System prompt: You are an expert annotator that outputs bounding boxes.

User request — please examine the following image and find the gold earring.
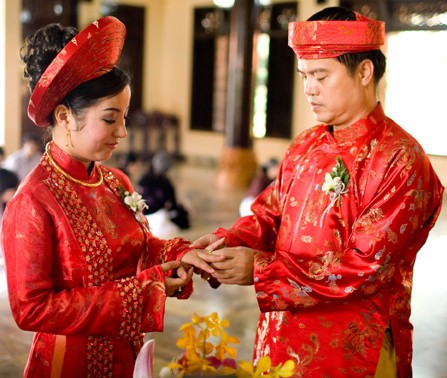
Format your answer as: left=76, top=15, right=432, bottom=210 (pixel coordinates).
left=65, top=129, right=74, bottom=147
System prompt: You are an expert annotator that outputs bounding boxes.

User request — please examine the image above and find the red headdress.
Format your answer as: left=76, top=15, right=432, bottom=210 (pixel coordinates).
left=288, top=13, right=385, bottom=60
left=28, top=16, right=126, bottom=127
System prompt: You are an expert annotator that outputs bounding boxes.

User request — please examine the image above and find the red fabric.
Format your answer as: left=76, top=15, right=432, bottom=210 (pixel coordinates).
left=1, top=142, right=192, bottom=377
left=215, top=103, right=444, bottom=377
left=28, top=16, right=126, bottom=127
left=288, top=13, right=385, bottom=59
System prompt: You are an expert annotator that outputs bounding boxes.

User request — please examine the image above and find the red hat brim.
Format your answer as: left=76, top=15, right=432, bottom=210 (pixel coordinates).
left=28, top=16, right=126, bottom=127
left=288, top=13, right=385, bottom=60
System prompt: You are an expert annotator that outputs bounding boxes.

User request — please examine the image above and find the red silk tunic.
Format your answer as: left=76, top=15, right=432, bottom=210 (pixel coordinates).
left=1, top=142, right=193, bottom=378
left=216, top=104, right=444, bottom=377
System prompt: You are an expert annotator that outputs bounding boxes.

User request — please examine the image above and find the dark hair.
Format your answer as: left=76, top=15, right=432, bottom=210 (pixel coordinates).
left=20, top=23, right=78, bottom=93
left=20, top=22, right=131, bottom=127
left=0, top=168, right=19, bottom=196
left=261, top=158, right=279, bottom=175
left=307, top=6, right=386, bottom=86
left=61, top=68, right=131, bottom=123
left=118, top=151, right=139, bottom=175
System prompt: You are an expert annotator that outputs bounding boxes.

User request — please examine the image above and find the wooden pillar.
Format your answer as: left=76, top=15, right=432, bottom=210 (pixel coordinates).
left=216, top=0, right=259, bottom=189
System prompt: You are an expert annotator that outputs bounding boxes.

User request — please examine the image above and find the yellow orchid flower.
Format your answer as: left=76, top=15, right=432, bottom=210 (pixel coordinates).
left=163, top=313, right=293, bottom=378
left=237, top=356, right=295, bottom=378
left=269, top=360, right=295, bottom=377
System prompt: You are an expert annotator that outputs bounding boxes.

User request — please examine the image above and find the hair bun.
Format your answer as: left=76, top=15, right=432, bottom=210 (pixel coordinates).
left=20, top=23, right=78, bottom=92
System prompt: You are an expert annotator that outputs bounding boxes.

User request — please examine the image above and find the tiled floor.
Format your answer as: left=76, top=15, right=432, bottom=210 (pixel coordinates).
left=0, top=160, right=446, bottom=377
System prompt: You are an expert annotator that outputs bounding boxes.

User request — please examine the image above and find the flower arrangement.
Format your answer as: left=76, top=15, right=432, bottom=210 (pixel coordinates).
left=320, top=156, right=349, bottom=227
left=160, top=312, right=295, bottom=378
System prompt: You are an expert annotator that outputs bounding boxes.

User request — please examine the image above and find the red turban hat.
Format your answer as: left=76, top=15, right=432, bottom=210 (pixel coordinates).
left=288, top=13, right=385, bottom=60
left=28, top=16, right=126, bottom=127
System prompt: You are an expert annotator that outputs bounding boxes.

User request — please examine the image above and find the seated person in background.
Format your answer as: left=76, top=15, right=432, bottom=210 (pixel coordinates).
left=117, top=150, right=143, bottom=187
left=138, top=150, right=190, bottom=238
left=0, top=168, right=19, bottom=221
left=2, top=133, right=42, bottom=181
left=239, top=157, right=279, bottom=216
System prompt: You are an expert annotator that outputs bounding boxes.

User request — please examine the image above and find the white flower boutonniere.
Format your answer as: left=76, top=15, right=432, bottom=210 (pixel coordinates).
left=320, top=157, right=349, bottom=227
left=123, top=191, right=147, bottom=213
left=120, top=188, right=148, bottom=226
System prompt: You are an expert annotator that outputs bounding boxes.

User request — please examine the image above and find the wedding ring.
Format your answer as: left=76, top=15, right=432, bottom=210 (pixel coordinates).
left=177, top=286, right=182, bottom=293
left=205, top=249, right=213, bottom=255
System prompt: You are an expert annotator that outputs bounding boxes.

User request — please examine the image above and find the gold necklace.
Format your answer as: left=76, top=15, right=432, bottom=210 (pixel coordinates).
left=45, top=142, right=104, bottom=188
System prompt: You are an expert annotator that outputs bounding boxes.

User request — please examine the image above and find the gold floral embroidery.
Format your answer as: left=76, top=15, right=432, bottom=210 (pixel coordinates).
left=341, top=318, right=382, bottom=361
left=43, top=157, right=115, bottom=377
left=301, top=235, right=313, bottom=243
left=254, top=250, right=275, bottom=271
left=356, top=207, right=384, bottom=230
left=42, top=157, right=145, bottom=377
left=116, top=277, right=144, bottom=341
left=285, top=333, right=319, bottom=376
left=258, top=278, right=318, bottom=309
left=308, top=251, right=342, bottom=294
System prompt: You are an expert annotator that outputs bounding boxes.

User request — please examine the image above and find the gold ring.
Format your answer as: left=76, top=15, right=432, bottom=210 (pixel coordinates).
left=205, top=249, right=213, bottom=255
left=178, top=286, right=182, bottom=293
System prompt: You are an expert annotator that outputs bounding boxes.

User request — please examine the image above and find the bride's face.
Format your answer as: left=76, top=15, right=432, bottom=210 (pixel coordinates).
left=64, top=85, right=131, bottom=168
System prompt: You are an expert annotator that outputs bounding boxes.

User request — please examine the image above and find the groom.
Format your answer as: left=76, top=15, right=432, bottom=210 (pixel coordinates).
left=184, top=6, right=444, bottom=378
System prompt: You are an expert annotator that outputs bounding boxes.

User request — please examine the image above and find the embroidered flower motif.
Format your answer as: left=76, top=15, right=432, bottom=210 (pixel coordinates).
left=320, top=157, right=349, bottom=227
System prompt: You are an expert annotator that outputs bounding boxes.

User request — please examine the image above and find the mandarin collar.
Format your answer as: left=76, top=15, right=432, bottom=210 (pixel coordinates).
left=47, top=141, right=101, bottom=182
left=326, top=103, right=386, bottom=144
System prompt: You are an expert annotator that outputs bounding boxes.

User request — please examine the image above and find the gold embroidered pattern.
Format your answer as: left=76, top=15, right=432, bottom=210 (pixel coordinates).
left=42, top=156, right=147, bottom=377
left=159, top=237, right=188, bottom=264
left=86, top=335, right=113, bottom=378
left=116, top=277, right=145, bottom=348
left=102, top=167, right=148, bottom=352
left=43, top=156, right=114, bottom=377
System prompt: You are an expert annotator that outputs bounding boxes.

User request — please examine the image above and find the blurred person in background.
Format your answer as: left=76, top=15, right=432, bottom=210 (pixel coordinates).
left=117, top=150, right=144, bottom=186
left=2, top=133, right=42, bottom=181
left=239, top=157, right=279, bottom=216
left=138, top=150, right=190, bottom=238
left=0, top=168, right=19, bottom=222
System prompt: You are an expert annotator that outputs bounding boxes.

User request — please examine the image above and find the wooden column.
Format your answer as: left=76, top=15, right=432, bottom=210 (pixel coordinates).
left=216, top=0, right=259, bottom=189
